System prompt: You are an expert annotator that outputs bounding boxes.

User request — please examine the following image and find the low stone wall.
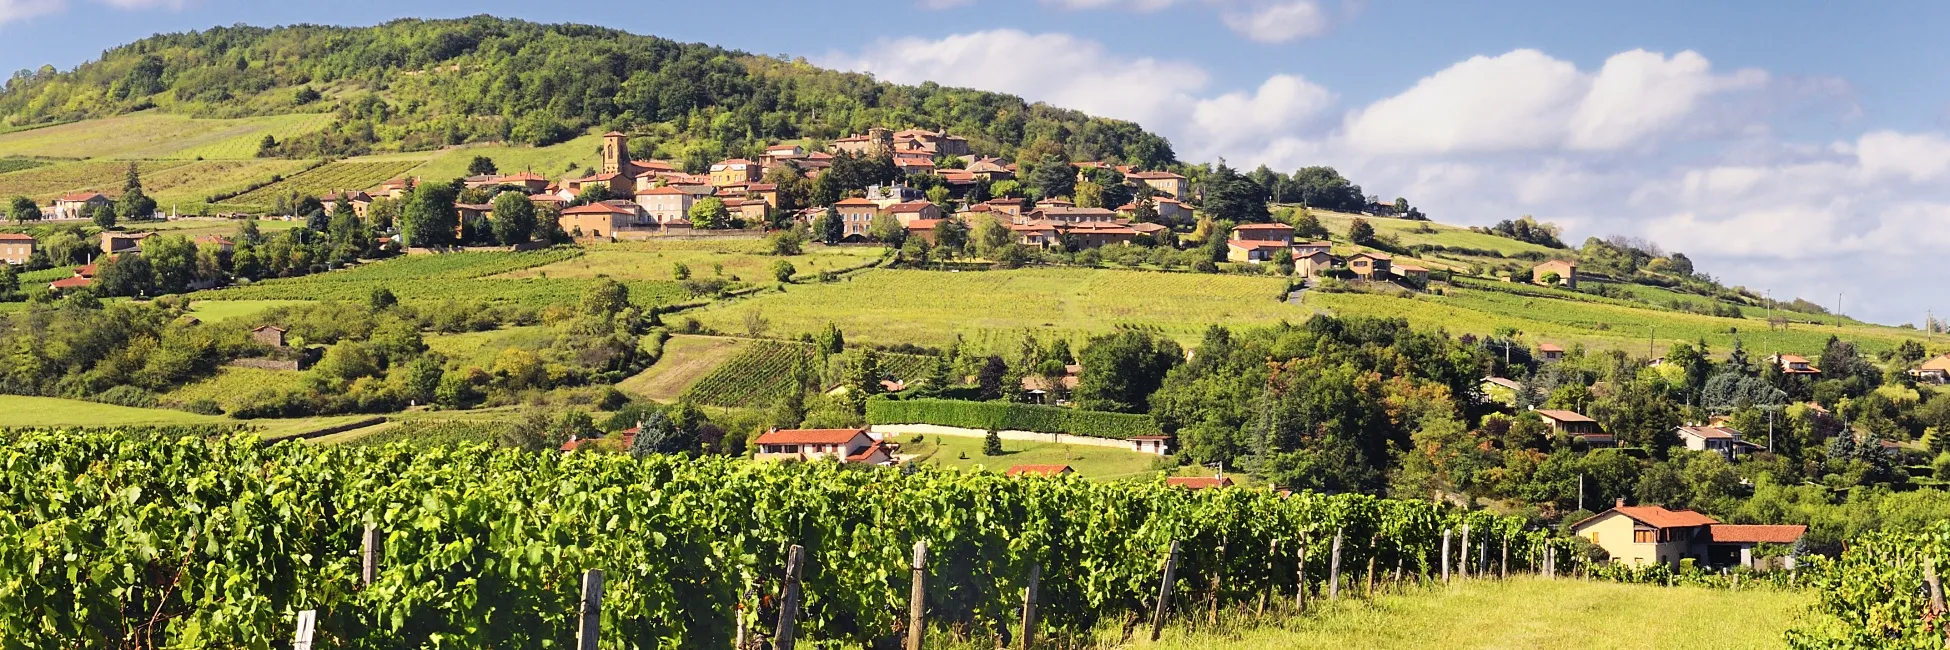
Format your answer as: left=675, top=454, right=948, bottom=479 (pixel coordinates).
left=869, top=423, right=1142, bottom=452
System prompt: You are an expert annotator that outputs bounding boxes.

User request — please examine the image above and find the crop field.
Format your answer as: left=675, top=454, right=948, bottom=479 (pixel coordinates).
left=500, top=241, right=885, bottom=283
left=680, top=338, right=936, bottom=408
left=902, top=433, right=1162, bottom=480
left=1307, top=283, right=1926, bottom=357
left=349, top=133, right=605, bottom=181
left=190, top=248, right=691, bottom=308
left=125, top=217, right=305, bottom=239
left=0, top=158, right=45, bottom=174
left=0, top=159, right=193, bottom=200
left=616, top=334, right=748, bottom=402
left=688, top=267, right=1299, bottom=349
left=223, top=160, right=422, bottom=208
left=0, top=112, right=333, bottom=160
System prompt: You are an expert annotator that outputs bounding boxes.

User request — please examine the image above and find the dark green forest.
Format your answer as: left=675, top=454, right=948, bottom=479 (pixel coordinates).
left=0, top=15, right=1176, bottom=166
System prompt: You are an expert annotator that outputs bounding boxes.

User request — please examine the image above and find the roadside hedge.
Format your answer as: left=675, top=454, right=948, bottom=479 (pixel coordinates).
left=865, top=397, right=1161, bottom=439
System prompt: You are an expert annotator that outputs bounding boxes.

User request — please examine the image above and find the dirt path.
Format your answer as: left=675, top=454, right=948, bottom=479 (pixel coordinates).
left=617, top=335, right=747, bottom=402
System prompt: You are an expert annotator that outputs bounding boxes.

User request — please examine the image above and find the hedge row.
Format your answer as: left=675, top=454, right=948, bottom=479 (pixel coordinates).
left=865, top=397, right=1161, bottom=440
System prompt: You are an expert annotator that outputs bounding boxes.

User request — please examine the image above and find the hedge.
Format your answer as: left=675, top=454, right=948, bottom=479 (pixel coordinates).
left=865, top=398, right=1161, bottom=440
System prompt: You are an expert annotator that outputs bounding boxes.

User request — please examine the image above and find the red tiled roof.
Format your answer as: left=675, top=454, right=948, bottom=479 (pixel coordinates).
left=1167, top=476, right=1235, bottom=489
left=887, top=201, right=936, bottom=213
left=1006, top=465, right=1074, bottom=476
left=905, top=219, right=945, bottom=231
left=0, top=233, right=33, bottom=241
left=755, top=428, right=868, bottom=445
left=636, top=186, right=689, bottom=196
left=1708, top=524, right=1806, bottom=544
left=833, top=198, right=877, bottom=207
left=57, top=192, right=106, bottom=202
left=1575, top=505, right=1720, bottom=530
left=1228, top=239, right=1290, bottom=250
left=1679, top=425, right=1740, bottom=440
left=49, top=276, right=91, bottom=289
left=1539, top=343, right=1565, bottom=352
left=1534, top=409, right=1596, bottom=423
left=1349, top=251, right=1392, bottom=261
left=746, top=183, right=778, bottom=192
left=845, top=440, right=890, bottom=463
left=1234, top=223, right=1294, bottom=231
left=561, top=203, right=636, bottom=215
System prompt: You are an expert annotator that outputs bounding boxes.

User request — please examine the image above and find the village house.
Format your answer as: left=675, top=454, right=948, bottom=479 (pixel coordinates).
left=1063, top=221, right=1141, bottom=249
left=101, top=232, right=153, bottom=255
left=892, top=128, right=971, bottom=157
left=1533, top=259, right=1579, bottom=288
left=1127, top=221, right=1168, bottom=241
left=751, top=428, right=892, bottom=465
left=557, top=202, right=639, bottom=239
left=1911, top=354, right=1950, bottom=384
left=709, top=159, right=761, bottom=186
left=976, top=199, right=1025, bottom=218
left=1129, top=434, right=1173, bottom=456
left=1292, top=240, right=1332, bottom=257
left=1677, top=424, right=1757, bottom=460
left=1010, top=221, right=1060, bottom=248
left=967, top=157, right=1015, bottom=182
left=454, top=203, right=494, bottom=225
left=1572, top=500, right=1806, bottom=570
left=493, top=171, right=551, bottom=194
left=1480, top=377, right=1523, bottom=405
left=1770, top=354, right=1822, bottom=375
left=0, top=233, right=34, bottom=264
left=867, top=184, right=925, bottom=208
left=903, top=219, right=944, bottom=244
left=194, top=235, right=234, bottom=254
left=1346, top=251, right=1392, bottom=280
left=746, top=183, right=780, bottom=209
left=53, top=192, right=110, bottom=218
left=892, top=153, right=935, bottom=176
left=759, top=144, right=805, bottom=168
left=1538, top=343, right=1565, bottom=362
left=377, top=178, right=415, bottom=199
left=726, top=197, right=768, bottom=223
left=1027, top=206, right=1117, bottom=226
left=830, top=128, right=892, bottom=156
left=833, top=198, right=879, bottom=240
left=1006, top=465, right=1075, bottom=477
left=634, top=186, right=696, bottom=225
left=1534, top=409, right=1614, bottom=447
left=886, top=201, right=943, bottom=226
left=1226, top=223, right=1295, bottom=263
left=251, top=325, right=288, bottom=348
left=48, top=276, right=91, bottom=292
left=1294, top=249, right=1335, bottom=277
left=1127, top=170, right=1187, bottom=198
left=1395, top=264, right=1429, bottom=281
left=1167, top=476, right=1235, bottom=489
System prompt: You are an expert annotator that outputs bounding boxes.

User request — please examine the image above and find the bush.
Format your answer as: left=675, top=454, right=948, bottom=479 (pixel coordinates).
left=94, top=385, right=159, bottom=408
left=865, top=397, right=1161, bottom=439
left=181, top=399, right=224, bottom=415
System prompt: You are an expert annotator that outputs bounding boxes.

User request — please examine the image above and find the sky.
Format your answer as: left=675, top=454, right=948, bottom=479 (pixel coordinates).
left=2, top=0, right=1948, bottom=325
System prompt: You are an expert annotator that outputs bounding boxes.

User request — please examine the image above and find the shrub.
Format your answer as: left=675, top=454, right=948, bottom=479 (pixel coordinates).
left=181, top=399, right=224, bottom=415
left=94, top=385, right=159, bottom=408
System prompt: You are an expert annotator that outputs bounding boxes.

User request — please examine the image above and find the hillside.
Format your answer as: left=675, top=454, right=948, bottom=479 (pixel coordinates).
left=0, top=16, right=1174, bottom=167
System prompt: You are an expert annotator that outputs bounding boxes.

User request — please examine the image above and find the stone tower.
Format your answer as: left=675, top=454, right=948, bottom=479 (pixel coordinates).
left=602, top=131, right=629, bottom=175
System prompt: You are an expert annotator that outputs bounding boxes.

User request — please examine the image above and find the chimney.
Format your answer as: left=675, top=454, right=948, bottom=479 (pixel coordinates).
left=1615, top=498, right=1626, bottom=509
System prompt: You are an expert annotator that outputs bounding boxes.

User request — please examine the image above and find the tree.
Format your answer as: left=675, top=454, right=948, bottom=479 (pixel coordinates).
left=467, top=155, right=498, bottom=177
left=815, top=207, right=843, bottom=244
left=672, top=262, right=691, bottom=280
left=1289, top=166, right=1365, bottom=212
left=983, top=428, right=1004, bottom=456
left=770, top=259, right=796, bottom=283
left=1201, top=163, right=1270, bottom=223
left=236, top=216, right=263, bottom=246
left=1028, top=154, right=1076, bottom=200
left=0, top=264, right=18, bottom=300
left=117, top=162, right=156, bottom=220
left=976, top=355, right=1009, bottom=400
left=91, top=203, right=116, bottom=230
left=400, top=181, right=459, bottom=248
left=688, top=197, right=730, bottom=229
left=815, top=322, right=846, bottom=355
left=1272, top=249, right=1295, bottom=276
left=1130, top=194, right=1160, bottom=224
left=1393, top=197, right=1410, bottom=215
left=869, top=212, right=905, bottom=247
left=917, top=356, right=952, bottom=397
left=490, top=191, right=536, bottom=245
left=7, top=197, right=40, bottom=223
left=1348, top=218, right=1376, bottom=245
left=769, top=225, right=807, bottom=255
left=1074, top=329, right=1183, bottom=413
left=580, top=277, right=630, bottom=318
left=932, top=218, right=969, bottom=256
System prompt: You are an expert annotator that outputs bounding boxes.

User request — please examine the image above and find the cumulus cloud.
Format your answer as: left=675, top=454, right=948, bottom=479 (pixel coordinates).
left=0, top=0, right=186, bottom=23
left=1343, top=49, right=1765, bottom=155
left=1853, top=130, right=1950, bottom=182
left=1221, top=1, right=1331, bottom=43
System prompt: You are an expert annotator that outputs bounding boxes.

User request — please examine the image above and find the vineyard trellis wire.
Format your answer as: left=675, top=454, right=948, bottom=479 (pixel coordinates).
left=0, top=430, right=1569, bottom=649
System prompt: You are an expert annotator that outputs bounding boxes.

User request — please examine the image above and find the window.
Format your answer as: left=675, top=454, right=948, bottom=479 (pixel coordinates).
left=1634, top=530, right=1657, bottom=544
left=1590, top=532, right=1599, bottom=544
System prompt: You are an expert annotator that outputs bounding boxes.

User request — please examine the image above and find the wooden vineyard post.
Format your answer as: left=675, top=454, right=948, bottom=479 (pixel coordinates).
left=1327, top=527, right=1344, bottom=601
left=735, top=587, right=753, bottom=650
left=361, top=523, right=379, bottom=586
left=907, top=541, right=927, bottom=650
left=776, top=545, right=807, bottom=650
left=1150, top=541, right=1182, bottom=642
left=1364, top=533, right=1378, bottom=596
left=292, top=609, right=316, bottom=650
left=1478, top=534, right=1488, bottom=577
left=1393, top=555, right=1404, bottom=592
left=1926, top=558, right=1946, bottom=618
left=1020, top=563, right=1040, bottom=650
left=1295, top=532, right=1310, bottom=612
left=1207, top=541, right=1226, bottom=626
left=1459, top=524, right=1469, bottom=580
left=1259, top=538, right=1279, bottom=615
left=1441, top=529, right=1451, bottom=584
left=576, top=570, right=603, bottom=650
left=1500, top=537, right=1508, bottom=580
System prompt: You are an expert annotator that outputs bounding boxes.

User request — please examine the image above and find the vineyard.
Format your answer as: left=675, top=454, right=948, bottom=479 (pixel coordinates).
left=1785, top=523, right=1947, bottom=647
left=189, top=249, right=691, bottom=308
left=0, top=159, right=195, bottom=201
left=0, top=430, right=1562, bottom=648
left=223, top=160, right=424, bottom=209
left=0, top=112, right=332, bottom=160
left=681, top=339, right=936, bottom=408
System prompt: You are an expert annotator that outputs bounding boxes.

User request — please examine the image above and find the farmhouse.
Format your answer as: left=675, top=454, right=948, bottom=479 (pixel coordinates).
left=1129, top=434, right=1173, bottom=456
left=886, top=201, right=943, bottom=225
left=1770, top=354, right=1822, bottom=375
left=1911, top=354, right=1950, bottom=383
left=322, top=191, right=373, bottom=218
left=53, top=192, right=110, bottom=218
left=1395, top=264, right=1429, bottom=281
left=251, top=325, right=288, bottom=348
left=0, top=233, right=33, bottom=264
left=751, top=428, right=892, bottom=465
left=1533, top=260, right=1578, bottom=288
left=832, top=198, right=879, bottom=239
left=1006, top=465, right=1075, bottom=477
left=48, top=276, right=92, bottom=292
left=558, top=202, right=639, bottom=239
left=1294, top=249, right=1334, bottom=277
left=967, top=158, right=1015, bottom=182
left=1062, top=221, right=1140, bottom=249
left=1572, top=500, right=1805, bottom=570
left=1534, top=409, right=1613, bottom=447
left=634, top=186, right=696, bottom=225
left=1226, top=223, right=1295, bottom=263
left=709, top=158, right=760, bottom=186
left=1677, top=424, right=1757, bottom=460
left=1127, top=170, right=1187, bottom=198
left=1010, top=221, right=1060, bottom=248
left=101, top=232, right=153, bottom=255
left=1537, top=343, right=1565, bottom=362
left=1027, top=206, right=1117, bottom=225
left=1347, top=251, right=1392, bottom=280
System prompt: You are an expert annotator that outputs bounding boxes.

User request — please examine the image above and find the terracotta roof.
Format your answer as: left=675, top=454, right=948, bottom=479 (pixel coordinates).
left=1006, top=465, right=1074, bottom=476
left=0, top=233, right=33, bottom=241
left=905, top=219, right=945, bottom=231
left=636, top=186, right=689, bottom=196
left=1679, top=425, right=1741, bottom=440
left=845, top=440, right=890, bottom=463
left=1778, top=355, right=1810, bottom=364
left=1228, top=239, right=1290, bottom=250
left=1574, top=505, right=1720, bottom=530
left=1349, top=251, right=1392, bottom=261
left=1167, top=476, right=1235, bottom=489
left=1482, top=377, right=1522, bottom=390
left=1534, top=409, right=1596, bottom=423
left=888, top=201, right=936, bottom=213
left=746, top=183, right=777, bottom=192
left=561, top=203, right=636, bottom=215
left=1128, top=222, right=1168, bottom=234
left=1128, top=170, right=1185, bottom=180
left=1539, top=343, right=1565, bottom=352
left=529, top=195, right=566, bottom=203
left=49, top=276, right=91, bottom=289
left=755, top=428, right=868, bottom=445
left=833, top=198, right=877, bottom=207
left=57, top=192, right=106, bottom=202
left=1708, top=524, right=1806, bottom=544
left=1233, top=223, right=1294, bottom=231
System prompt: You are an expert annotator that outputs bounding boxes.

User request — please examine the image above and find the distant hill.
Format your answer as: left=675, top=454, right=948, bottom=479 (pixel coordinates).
left=0, top=16, right=1176, bottom=168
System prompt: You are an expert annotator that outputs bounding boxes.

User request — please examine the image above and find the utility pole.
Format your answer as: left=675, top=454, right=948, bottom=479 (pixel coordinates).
left=1577, top=473, right=1585, bottom=512
left=1648, top=325, right=1656, bottom=361
left=1836, top=291, right=1844, bottom=329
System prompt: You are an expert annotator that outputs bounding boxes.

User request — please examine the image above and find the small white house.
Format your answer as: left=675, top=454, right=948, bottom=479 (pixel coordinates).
left=1129, top=435, right=1172, bottom=456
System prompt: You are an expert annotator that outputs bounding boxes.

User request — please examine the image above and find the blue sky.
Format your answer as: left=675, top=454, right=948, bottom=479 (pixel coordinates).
left=3, top=0, right=1948, bottom=325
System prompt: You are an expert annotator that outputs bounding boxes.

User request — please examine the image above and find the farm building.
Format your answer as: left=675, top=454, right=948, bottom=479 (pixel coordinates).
left=1534, top=409, right=1613, bottom=447
left=752, top=428, right=893, bottom=465
left=1572, top=500, right=1805, bottom=570
left=0, top=233, right=34, bottom=264
left=1533, top=259, right=1578, bottom=288
left=1129, top=434, right=1173, bottom=456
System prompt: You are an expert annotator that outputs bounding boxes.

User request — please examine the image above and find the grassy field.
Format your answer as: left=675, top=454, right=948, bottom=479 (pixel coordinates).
left=1309, top=209, right=1565, bottom=258
left=688, top=267, right=1299, bottom=350
left=347, top=133, right=605, bottom=181
left=0, top=394, right=370, bottom=438
left=191, top=248, right=691, bottom=308
left=1108, top=577, right=1805, bottom=650
left=157, top=367, right=303, bottom=412
left=187, top=299, right=311, bottom=323
left=0, top=157, right=313, bottom=210
left=500, top=240, right=885, bottom=284
left=616, top=334, right=748, bottom=402
left=901, top=432, right=1164, bottom=480
left=0, top=112, right=334, bottom=160
left=425, top=326, right=556, bottom=368
left=224, top=160, right=423, bottom=209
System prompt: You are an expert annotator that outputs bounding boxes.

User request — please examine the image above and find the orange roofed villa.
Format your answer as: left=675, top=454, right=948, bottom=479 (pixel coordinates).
left=752, top=428, right=894, bottom=465
left=1571, top=500, right=1806, bottom=570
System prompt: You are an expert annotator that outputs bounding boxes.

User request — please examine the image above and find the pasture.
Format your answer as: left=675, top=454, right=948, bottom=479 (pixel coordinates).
left=686, top=267, right=1300, bottom=349
left=425, top=325, right=556, bottom=368
left=500, top=240, right=885, bottom=283
left=901, top=432, right=1163, bottom=481
left=1308, top=209, right=1564, bottom=259
left=351, top=133, right=605, bottom=181
left=224, top=160, right=423, bottom=209
left=0, top=394, right=371, bottom=439
left=0, top=158, right=314, bottom=207
left=186, top=299, right=311, bottom=323
left=0, top=112, right=333, bottom=160
left=189, top=248, right=692, bottom=308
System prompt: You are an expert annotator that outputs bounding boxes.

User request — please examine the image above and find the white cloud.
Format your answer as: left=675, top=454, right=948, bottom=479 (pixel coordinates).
left=1343, top=49, right=1765, bottom=155
left=1191, top=74, right=1335, bottom=150
left=1221, top=1, right=1330, bottom=43
left=1854, top=130, right=1950, bottom=182
left=0, top=0, right=185, bottom=23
